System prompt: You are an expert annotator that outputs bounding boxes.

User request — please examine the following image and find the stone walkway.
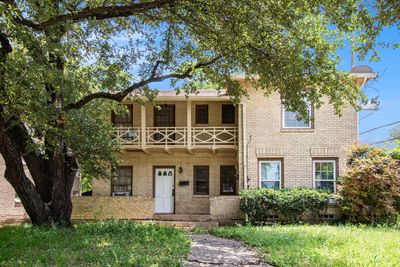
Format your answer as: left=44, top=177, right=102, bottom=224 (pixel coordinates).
left=184, top=234, right=271, bottom=266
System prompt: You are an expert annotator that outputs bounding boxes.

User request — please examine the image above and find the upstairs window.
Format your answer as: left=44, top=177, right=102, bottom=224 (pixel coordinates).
left=194, top=166, right=209, bottom=195
left=196, top=105, right=209, bottom=124
left=112, top=166, right=132, bottom=196
left=313, top=160, right=337, bottom=193
left=112, top=105, right=133, bottom=127
left=282, top=105, right=312, bottom=128
left=222, top=104, right=235, bottom=124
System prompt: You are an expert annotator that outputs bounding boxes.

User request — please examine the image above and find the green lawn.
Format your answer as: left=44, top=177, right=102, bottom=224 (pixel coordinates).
left=207, top=224, right=400, bottom=267
left=0, top=221, right=190, bottom=266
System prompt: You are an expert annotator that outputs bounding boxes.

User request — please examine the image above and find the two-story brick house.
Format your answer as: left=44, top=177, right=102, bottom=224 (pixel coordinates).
left=0, top=73, right=376, bottom=224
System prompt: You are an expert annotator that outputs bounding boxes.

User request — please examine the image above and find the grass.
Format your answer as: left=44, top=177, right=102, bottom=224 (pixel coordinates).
left=0, top=221, right=190, bottom=266
left=206, top=224, right=400, bottom=267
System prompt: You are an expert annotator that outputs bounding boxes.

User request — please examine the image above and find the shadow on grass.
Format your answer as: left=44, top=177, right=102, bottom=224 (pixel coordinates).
left=0, top=221, right=190, bottom=267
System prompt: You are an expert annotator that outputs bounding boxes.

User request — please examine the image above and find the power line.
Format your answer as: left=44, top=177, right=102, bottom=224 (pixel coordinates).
left=360, top=120, right=400, bottom=135
left=369, top=137, right=400, bottom=145
left=359, top=112, right=374, bottom=121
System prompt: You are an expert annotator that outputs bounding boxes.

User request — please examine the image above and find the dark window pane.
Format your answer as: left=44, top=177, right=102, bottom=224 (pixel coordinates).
left=112, top=105, right=133, bottom=127
left=154, top=105, right=175, bottom=127
left=315, top=181, right=334, bottom=193
left=196, top=105, right=209, bottom=124
left=194, top=166, right=209, bottom=195
left=222, top=104, right=235, bottom=124
left=112, top=167, right=132, bottom=196
left=220, top=166, right=236, bottom=195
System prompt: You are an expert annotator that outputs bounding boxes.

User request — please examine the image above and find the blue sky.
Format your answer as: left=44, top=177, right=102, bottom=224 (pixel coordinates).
left=337, top=27, right=400, bottom=147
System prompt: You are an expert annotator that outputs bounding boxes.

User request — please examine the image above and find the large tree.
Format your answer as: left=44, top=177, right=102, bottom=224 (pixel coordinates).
left=0, top=0, right=381, bottom=226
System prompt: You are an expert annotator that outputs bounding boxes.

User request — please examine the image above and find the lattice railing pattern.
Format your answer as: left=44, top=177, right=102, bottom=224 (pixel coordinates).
left=115, top=127, right=238, bottom=146
left=146, top=127, right=187, bottom=145
left=192, top=127, right=237, bottom=146
left=114, top=127, right=141, bottom=145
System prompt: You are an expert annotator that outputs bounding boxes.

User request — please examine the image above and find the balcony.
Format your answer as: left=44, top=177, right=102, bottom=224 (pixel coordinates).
left=115, top=126, right=238, bottom=153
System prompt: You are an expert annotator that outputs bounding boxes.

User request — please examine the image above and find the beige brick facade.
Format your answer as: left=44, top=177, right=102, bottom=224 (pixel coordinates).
left=92, top=151, right=238, bottom=214
left=0, top=85, right=359, bottom=223
left=0, top=155, right=27, bottom=223
left=240, top=83, right=357, bottom=190
left=210, top=196, right=244, bottom=224
left=71, top=196, right=154, bottom=220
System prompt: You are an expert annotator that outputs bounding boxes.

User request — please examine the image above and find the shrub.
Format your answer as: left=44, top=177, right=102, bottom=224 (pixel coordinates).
left=240, top=188, right=331, bottom=224
left=339, top=145, right=400, bottom=224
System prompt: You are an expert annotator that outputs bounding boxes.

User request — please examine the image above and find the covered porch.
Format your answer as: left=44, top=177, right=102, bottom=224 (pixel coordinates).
left=113, top=90, right=240, bottom=154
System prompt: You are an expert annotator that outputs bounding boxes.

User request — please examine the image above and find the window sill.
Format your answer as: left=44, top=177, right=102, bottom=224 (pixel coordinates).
left=192, top=195, right=209, bottom=198
left=281, top=128, right=314, bottom=133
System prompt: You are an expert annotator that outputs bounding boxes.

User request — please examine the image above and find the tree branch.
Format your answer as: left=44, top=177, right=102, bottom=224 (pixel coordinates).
left=65, top=55, right=222, bottom=110
left=14, top=0, right=178, bottom=31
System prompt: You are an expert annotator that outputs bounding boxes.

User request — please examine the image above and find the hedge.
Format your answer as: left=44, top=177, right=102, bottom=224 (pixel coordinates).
left=240, top=188, right=332, bottom=224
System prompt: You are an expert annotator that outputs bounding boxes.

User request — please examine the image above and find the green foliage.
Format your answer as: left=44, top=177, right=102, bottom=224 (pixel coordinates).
left=81, top=173, right=93, bottom=193
left=339, top=144, right=400, bottom=224
left=0, top=1, right=393, bottom=210
left=0, top=1, right=378, bottom=130
left=0, top=221, right=190, bottom=266
left=240, top=188, right=331, bottom=224
left=356, top=0, right=400, bottom=60
left=207, top=225, right=400, bottom=267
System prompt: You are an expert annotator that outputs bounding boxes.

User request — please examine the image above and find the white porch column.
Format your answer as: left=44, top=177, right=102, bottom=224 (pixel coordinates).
left=187, top=101, right=192, bottom=147
left=141, top=104, right=146, bottom=148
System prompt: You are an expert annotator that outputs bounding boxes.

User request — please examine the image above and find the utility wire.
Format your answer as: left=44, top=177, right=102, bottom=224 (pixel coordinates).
left=359, top=112, right=374, bottom=121
left=360, top=120, right=400, bottom=135
left=370, top=137, right=400, bottom=145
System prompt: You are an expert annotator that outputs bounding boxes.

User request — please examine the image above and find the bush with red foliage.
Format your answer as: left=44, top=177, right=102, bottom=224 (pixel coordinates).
left=339, top=145, right=400, bottom=224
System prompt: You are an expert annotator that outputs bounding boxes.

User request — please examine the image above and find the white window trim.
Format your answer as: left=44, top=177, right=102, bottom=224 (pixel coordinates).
left=281, top=105, right=312, bottom=129
left=259, top=160, right=282, bottom=189
left=313, top=160, right=337, bottom=193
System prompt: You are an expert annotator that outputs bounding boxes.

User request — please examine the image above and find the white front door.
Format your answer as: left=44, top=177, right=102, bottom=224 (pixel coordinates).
left=155, top=168, right=174, bottom=213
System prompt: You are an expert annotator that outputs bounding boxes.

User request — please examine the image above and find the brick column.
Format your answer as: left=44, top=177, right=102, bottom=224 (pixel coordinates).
left=141, top=104, right=146, bottom=148
left=187, top=101, right=192, bottom=147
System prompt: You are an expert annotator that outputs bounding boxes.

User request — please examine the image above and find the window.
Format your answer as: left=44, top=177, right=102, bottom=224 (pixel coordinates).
left=222, top=104, right=235, bottom=124
left=313, top=160, right=337, bottom=193
left=112, top=105, right=133, bottom=127
left=112, top=166, right=132, bottom=196
left=282, top=105, right=312, bottom=128
left=194, top=166, right=209, bottom=195
left=196, top=105, right=209, bottom=124
left=259, top=160, right=282, bottom=189
left=220, top=166, right=237, bottom=195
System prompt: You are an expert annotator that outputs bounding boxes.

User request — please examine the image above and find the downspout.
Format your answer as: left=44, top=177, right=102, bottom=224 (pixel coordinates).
left=241, top=103, right=250, bottom=223
left=242, top=103, right=248, bottom=190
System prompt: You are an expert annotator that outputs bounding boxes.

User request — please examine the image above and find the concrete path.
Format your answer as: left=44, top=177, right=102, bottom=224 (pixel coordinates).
left=184, top=234, right=271, bottom=266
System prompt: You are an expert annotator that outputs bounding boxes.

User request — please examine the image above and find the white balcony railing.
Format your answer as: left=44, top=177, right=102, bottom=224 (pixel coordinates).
left=146, top=127, right=187, bottom=145
left=192, top=127, right=237, bottom=146
left=115, top=127, right=237, bottom=147
left=115, top=127, right=141, bottom=145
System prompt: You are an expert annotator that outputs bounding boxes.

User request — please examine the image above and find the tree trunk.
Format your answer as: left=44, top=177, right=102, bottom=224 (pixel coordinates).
left=1, top=27, right=78, bottom=226
left=0, top=119, right=78, bottom=226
